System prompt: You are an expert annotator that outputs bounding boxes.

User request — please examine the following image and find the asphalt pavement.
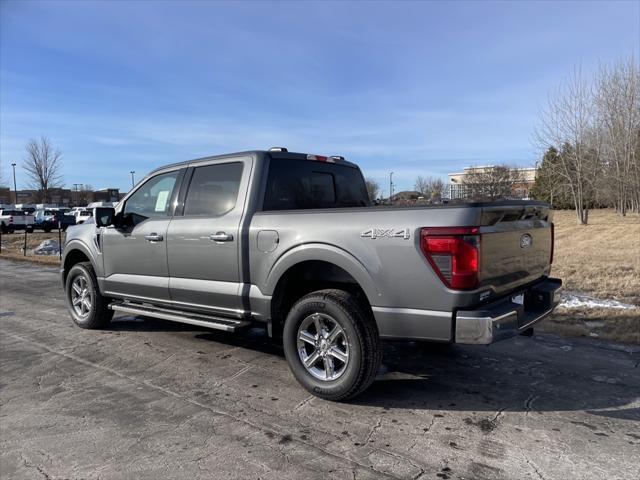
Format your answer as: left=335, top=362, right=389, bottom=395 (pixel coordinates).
left=1, top=259, right=639, bottom=479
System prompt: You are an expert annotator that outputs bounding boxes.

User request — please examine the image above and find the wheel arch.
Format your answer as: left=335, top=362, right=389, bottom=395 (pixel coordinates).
left=265, top=245, right=380, bottom=335
left=62, top=240, right=98, bottom=284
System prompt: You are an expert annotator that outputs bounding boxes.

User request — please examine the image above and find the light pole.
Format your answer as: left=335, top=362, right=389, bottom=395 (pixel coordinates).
left=130, top=171, right=135, bottom=189
left=11, top=163, right=17, bottom=205
left=389, top=171, right=394, bottom=204
left=73, top=183, right=82, bottom=206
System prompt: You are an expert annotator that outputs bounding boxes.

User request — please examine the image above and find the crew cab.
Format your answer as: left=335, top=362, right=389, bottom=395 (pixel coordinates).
left=0, top=209, right=35, bottom=233
left=61, top=149, right=561, bottom=400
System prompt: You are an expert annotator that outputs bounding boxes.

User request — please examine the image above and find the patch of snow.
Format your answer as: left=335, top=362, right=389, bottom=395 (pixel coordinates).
left=560, top=291, right=637, bottom=310
left=33, top=239, right=61, bottom=255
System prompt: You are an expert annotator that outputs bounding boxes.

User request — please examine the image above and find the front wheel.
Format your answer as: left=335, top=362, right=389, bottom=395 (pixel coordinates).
left=65, top=262, right=113, bottom=329
left=283, top=289, right=382, bottom=401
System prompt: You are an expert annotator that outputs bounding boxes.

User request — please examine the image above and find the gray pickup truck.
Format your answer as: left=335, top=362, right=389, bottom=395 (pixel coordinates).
left=61, top=148, right=561, bottom=400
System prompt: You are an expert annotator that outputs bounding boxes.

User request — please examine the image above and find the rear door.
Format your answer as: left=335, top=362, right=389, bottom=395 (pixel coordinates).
left=167, top=156, right=251, bottom=317
left=101, top=169, right=183, bottom=302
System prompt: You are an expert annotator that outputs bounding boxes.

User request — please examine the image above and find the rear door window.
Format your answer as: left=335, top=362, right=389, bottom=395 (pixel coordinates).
left=183, top=162, right=244, bottom=216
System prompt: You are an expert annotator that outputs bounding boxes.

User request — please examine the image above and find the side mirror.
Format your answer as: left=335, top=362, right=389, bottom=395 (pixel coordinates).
left=93, top=207, right=116, bottom=227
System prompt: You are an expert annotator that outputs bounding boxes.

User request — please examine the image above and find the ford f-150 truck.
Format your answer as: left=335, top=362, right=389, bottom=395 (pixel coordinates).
left=0, top=209, right=35, bottom=233
left=61, top=149, right=561, bottom=400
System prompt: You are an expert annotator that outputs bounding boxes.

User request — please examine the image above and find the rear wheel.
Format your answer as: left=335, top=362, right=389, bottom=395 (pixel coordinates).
left=65, top=262, right=113, bottom=329
left=283, top=289, right=381, bottom=401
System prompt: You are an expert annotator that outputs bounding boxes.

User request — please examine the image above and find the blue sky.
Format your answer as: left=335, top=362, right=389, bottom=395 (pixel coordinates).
left=1, top=0, right=638, bottom=194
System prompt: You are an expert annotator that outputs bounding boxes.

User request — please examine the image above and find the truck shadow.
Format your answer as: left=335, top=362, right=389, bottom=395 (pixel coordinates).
left=108, top=316, right=639, bottom=421
left=355, top=341, right=640, bottom=422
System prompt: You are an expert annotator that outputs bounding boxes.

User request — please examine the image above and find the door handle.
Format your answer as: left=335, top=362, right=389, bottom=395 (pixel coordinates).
left=144, top=233, right=164, bottom=242
left=209, top=232, right=234, bottom=242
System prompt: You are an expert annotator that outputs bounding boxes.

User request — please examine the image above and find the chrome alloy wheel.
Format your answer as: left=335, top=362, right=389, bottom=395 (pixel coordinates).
left=71, top=274, right=93, bottom=318
left=297, top=313, right=350, bottom=381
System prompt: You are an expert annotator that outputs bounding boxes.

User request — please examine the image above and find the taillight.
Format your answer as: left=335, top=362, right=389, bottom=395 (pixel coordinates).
left=550, top=222, right=554, bottom=265
left=8, top=216, right=13, bottom=224
left=420, top=227, right=480, bottom=290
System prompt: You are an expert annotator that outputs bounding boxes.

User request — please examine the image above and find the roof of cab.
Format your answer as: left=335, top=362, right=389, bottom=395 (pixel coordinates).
left=148, top=149, right=358, bottom=176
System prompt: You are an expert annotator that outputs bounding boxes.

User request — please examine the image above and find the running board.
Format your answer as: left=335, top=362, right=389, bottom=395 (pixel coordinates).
left=109, top=302, right=251, bottom=332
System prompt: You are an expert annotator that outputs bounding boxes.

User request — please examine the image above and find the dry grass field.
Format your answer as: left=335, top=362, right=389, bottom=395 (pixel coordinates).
left=1, top=209, right=638, bottom=342
left=550, top=209, right=640, bottom=303
left=0, top=231, right=65, bottom=265
left=540, top=209, right=639, bottom=343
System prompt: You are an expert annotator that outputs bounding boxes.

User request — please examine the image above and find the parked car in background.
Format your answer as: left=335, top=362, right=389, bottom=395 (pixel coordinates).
left=73, top=209, right=93, bottom=224
left=0, top=209, right=35, bottom=233
left=33, top=209, right=77, bottom=232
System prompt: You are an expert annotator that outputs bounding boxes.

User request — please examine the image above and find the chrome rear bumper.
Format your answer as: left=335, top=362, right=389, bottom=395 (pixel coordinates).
left=455, top=277, right=562, bottom=345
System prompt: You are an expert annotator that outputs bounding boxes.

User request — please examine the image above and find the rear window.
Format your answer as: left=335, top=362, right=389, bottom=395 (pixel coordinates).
left=263, top=158, right=369, bottom=211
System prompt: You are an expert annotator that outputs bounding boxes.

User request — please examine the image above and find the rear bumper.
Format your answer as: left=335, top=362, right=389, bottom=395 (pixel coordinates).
left=454, top=277, right=562, bottom=345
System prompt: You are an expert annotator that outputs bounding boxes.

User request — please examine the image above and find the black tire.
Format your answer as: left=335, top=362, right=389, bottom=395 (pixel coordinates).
left=282, top=289, right=382, bottom=401
left=0, top=223, right=6, bottom=234
left=65, top=262, right=113, bottom=329
left=43, top=226, right=52, bottom=233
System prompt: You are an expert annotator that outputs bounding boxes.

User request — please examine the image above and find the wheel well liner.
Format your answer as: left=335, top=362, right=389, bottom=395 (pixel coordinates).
left=63, top=249, right=91, bottom=283
left=270, top=260, right=373, bottom=334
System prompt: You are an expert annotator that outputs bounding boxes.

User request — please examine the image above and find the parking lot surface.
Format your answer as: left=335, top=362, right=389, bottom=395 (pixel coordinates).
left=1, top=259, right=639, bottom=479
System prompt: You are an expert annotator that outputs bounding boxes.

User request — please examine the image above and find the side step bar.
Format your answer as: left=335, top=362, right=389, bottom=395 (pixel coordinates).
left=109, top=302, right=252, bottom=332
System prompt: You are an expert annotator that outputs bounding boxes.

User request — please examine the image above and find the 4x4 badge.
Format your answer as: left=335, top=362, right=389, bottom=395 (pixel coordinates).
left=361, top=228, right=410, bottom=240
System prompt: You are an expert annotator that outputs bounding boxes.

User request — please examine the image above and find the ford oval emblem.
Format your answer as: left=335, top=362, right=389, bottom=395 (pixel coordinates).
left=520, top=233, right=533, bottom=249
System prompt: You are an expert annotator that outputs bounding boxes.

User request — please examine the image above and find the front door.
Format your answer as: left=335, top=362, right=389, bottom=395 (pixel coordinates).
left=102, top=169, right=183, bottom=302
left=167, top=158, right=250, bottom=317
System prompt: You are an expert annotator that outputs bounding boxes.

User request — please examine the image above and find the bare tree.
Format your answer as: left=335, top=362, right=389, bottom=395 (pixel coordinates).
left=535, top=67, right=601, bottom=224
left=414, top=176, right=430, bottom=197
left=429, top=178, right=444, bottom=202
left=461, top=165, right=525, bottom=200
left=414, top=175, right=444, bottom=202
left=594, top=58, right=640, bottom=215
left=365, top=177, right=380, bottom=202
left=23, top=137, right=63, bottom=203
left=0, top=161, right=7, bottom=189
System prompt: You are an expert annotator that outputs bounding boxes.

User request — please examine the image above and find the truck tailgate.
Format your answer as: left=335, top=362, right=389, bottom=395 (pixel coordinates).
left=479, top=204, right=553, bottom=295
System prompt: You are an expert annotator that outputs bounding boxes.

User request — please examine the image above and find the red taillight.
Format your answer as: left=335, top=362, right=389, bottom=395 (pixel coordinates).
left=8, top=216, right=13, bottom=224
left=420, top=227, right=480, bottom=290
left=550, top=222, right=554, bottom=265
